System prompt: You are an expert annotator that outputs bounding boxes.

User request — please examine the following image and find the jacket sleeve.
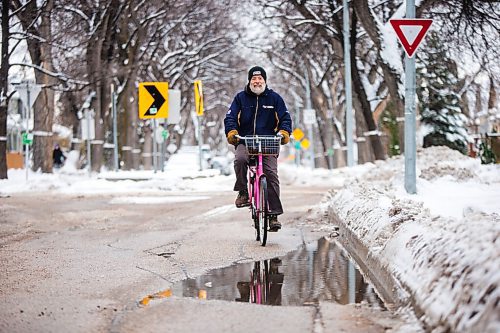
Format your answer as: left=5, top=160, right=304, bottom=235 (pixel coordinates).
left=224, top=95, right=240, bottom=135
left=276, top=95, right=292, bottom=134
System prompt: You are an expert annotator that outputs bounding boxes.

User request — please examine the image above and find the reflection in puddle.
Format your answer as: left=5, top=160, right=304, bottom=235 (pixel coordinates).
left=173, top=238, right=385, bottom=308
left=140, top=288, right=173, bottom=305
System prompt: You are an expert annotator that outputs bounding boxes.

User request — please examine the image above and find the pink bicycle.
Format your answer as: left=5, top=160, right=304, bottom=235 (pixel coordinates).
left=236, top=135, right=282, bottom=246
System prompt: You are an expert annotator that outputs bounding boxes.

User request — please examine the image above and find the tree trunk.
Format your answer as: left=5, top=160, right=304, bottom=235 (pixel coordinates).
left=0, top=0, right=9, bottom=178
left=311, top=82, right=333, bottom=169
left=350, top=8, right=386, bottom=161
left=32, top=0, right=55, bottom=173
left=13, top=0, right=56, bottom=173
left=352, top=1, right=404, bottom=153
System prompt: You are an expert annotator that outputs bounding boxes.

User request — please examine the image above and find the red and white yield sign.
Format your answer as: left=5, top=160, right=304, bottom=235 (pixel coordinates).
left=389, top=19, right=433, bottom=58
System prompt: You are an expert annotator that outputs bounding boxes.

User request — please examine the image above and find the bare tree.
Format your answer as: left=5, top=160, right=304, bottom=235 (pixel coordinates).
left=0, top=0, right=10, bottom=178
left=12, top=0, right=57, bottom=173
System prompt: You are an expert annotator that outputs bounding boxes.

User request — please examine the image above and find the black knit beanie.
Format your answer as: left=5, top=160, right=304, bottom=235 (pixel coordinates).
left=248, top=66, right=267, bottom=82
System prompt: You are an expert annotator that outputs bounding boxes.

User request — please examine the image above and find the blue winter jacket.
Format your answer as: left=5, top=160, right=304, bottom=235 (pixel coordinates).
left=224, top=85, right=292, bottom=138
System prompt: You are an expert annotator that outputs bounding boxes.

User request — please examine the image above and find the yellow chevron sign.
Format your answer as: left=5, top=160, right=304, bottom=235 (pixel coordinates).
left=139, top=82, right=169, bottom=119
left=194, top=80, right=204, bottom=116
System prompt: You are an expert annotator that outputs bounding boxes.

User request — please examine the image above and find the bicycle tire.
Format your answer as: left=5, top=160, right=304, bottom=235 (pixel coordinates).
left=258, top=177, right=268, bottom=246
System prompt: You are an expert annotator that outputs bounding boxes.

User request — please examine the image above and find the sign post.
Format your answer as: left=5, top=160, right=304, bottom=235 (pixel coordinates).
left=139, top=82, right=169, bottom=173
left=390, top=7, right=433, bottom=194
left=292, top=128, right=305, bottom=167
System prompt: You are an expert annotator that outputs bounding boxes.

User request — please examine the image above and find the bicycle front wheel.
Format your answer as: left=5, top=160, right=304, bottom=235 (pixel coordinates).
left=258, top=177, right=268, bottom=246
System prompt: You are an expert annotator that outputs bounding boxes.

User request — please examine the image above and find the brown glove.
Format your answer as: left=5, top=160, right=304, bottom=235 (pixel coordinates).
left=279, top=130, right=290, bottom=145
left=227, top=129, right=239, bottom=145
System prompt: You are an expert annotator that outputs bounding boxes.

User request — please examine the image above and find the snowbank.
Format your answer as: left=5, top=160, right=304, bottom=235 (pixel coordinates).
left=327, top=146, right=499, bottom=333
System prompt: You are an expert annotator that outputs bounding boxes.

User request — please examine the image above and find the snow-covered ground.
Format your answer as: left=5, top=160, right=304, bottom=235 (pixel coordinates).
left=1, top=146, right=498, bottom=332
left=323, top=146, right=499, bottom=333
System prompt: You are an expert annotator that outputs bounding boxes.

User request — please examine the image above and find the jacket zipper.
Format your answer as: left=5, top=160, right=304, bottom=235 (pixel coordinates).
left=253, top=96, right=259, bottom=135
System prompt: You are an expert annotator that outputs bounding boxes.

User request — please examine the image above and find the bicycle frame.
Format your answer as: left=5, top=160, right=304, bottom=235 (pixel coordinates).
left=236, top=135, right=281, bottom=246
left=248, top=151, right=264, bottom=221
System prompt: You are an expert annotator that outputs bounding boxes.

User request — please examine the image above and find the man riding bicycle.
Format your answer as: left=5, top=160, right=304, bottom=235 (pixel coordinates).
left=224, top=66, right=292, bottom=232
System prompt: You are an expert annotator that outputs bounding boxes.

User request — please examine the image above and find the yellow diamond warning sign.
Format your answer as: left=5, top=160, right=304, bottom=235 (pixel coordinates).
left=292, top=128, right=304, bottom=141
left=139, top=82, right=169, bottom=119
left=300, top=138, right=310, bottom=150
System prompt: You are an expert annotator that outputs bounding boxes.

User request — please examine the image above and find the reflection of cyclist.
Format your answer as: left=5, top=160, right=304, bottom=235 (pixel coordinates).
left=235, top=258, right=284, bottom=305
left=235, top=282, right=250, bottom=302
left=224, top=66, right=292, bottom=231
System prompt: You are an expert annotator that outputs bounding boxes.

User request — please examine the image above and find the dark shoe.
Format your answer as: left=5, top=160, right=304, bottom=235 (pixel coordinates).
left=235, top=189, right=250, bottom=208
left=268, top=215, right=281, bottom=232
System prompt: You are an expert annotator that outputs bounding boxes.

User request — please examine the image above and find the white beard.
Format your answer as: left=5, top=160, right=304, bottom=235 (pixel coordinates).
left=250, top=83, right=266, bottom=95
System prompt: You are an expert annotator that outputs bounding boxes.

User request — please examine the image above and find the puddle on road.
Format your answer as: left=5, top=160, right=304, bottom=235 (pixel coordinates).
left=171, top=237, right=385, bottom=308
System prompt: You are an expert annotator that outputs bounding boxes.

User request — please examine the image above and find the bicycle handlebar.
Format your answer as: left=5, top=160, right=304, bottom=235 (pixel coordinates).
left=236, top=134, right=283, bottom=140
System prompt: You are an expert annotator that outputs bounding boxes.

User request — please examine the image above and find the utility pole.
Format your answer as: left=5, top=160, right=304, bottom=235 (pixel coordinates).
left=343, top=0, right=354, bottom=167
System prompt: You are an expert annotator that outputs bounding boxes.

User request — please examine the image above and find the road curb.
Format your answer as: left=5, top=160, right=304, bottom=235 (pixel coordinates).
left=327, top=207, right=412, bottom=310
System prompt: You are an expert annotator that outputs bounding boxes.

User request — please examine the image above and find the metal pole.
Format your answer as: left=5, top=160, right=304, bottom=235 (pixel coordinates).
left=198, top=116, right=203, bottom=171
left=153, top=119, right=157, bottom=173
left=294, top=99, right=300, bottom=167
left=111, top=85, right=119, bottom=171
left=25, top=87, right=30, bottom=181
left=344, top=0, right=354, bottom=167
left=86, top=109, right=92, bottom=176
left=348, top=261, right=356, bottom=303
left=305, top=69, right=315, bottom=169
left=161, top=125, right=165, bottom=172
left=404, top=0, right=417, bottom=194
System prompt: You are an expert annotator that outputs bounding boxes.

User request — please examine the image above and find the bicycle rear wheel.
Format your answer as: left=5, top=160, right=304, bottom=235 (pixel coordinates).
left=258, top=177, right=268, bottom=246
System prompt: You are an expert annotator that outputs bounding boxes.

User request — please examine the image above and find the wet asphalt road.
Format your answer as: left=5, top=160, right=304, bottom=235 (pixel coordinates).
left=0, top=184, right=416, bottom=332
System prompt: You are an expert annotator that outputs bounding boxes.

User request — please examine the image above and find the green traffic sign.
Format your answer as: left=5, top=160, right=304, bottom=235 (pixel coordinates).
left=162, top=129, right=169, bottom=139
left=294, top=141, right=301, bottom=150
left=22, top=133, right=33, bottom=145
left=327, top=148, right=334, bottom=156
